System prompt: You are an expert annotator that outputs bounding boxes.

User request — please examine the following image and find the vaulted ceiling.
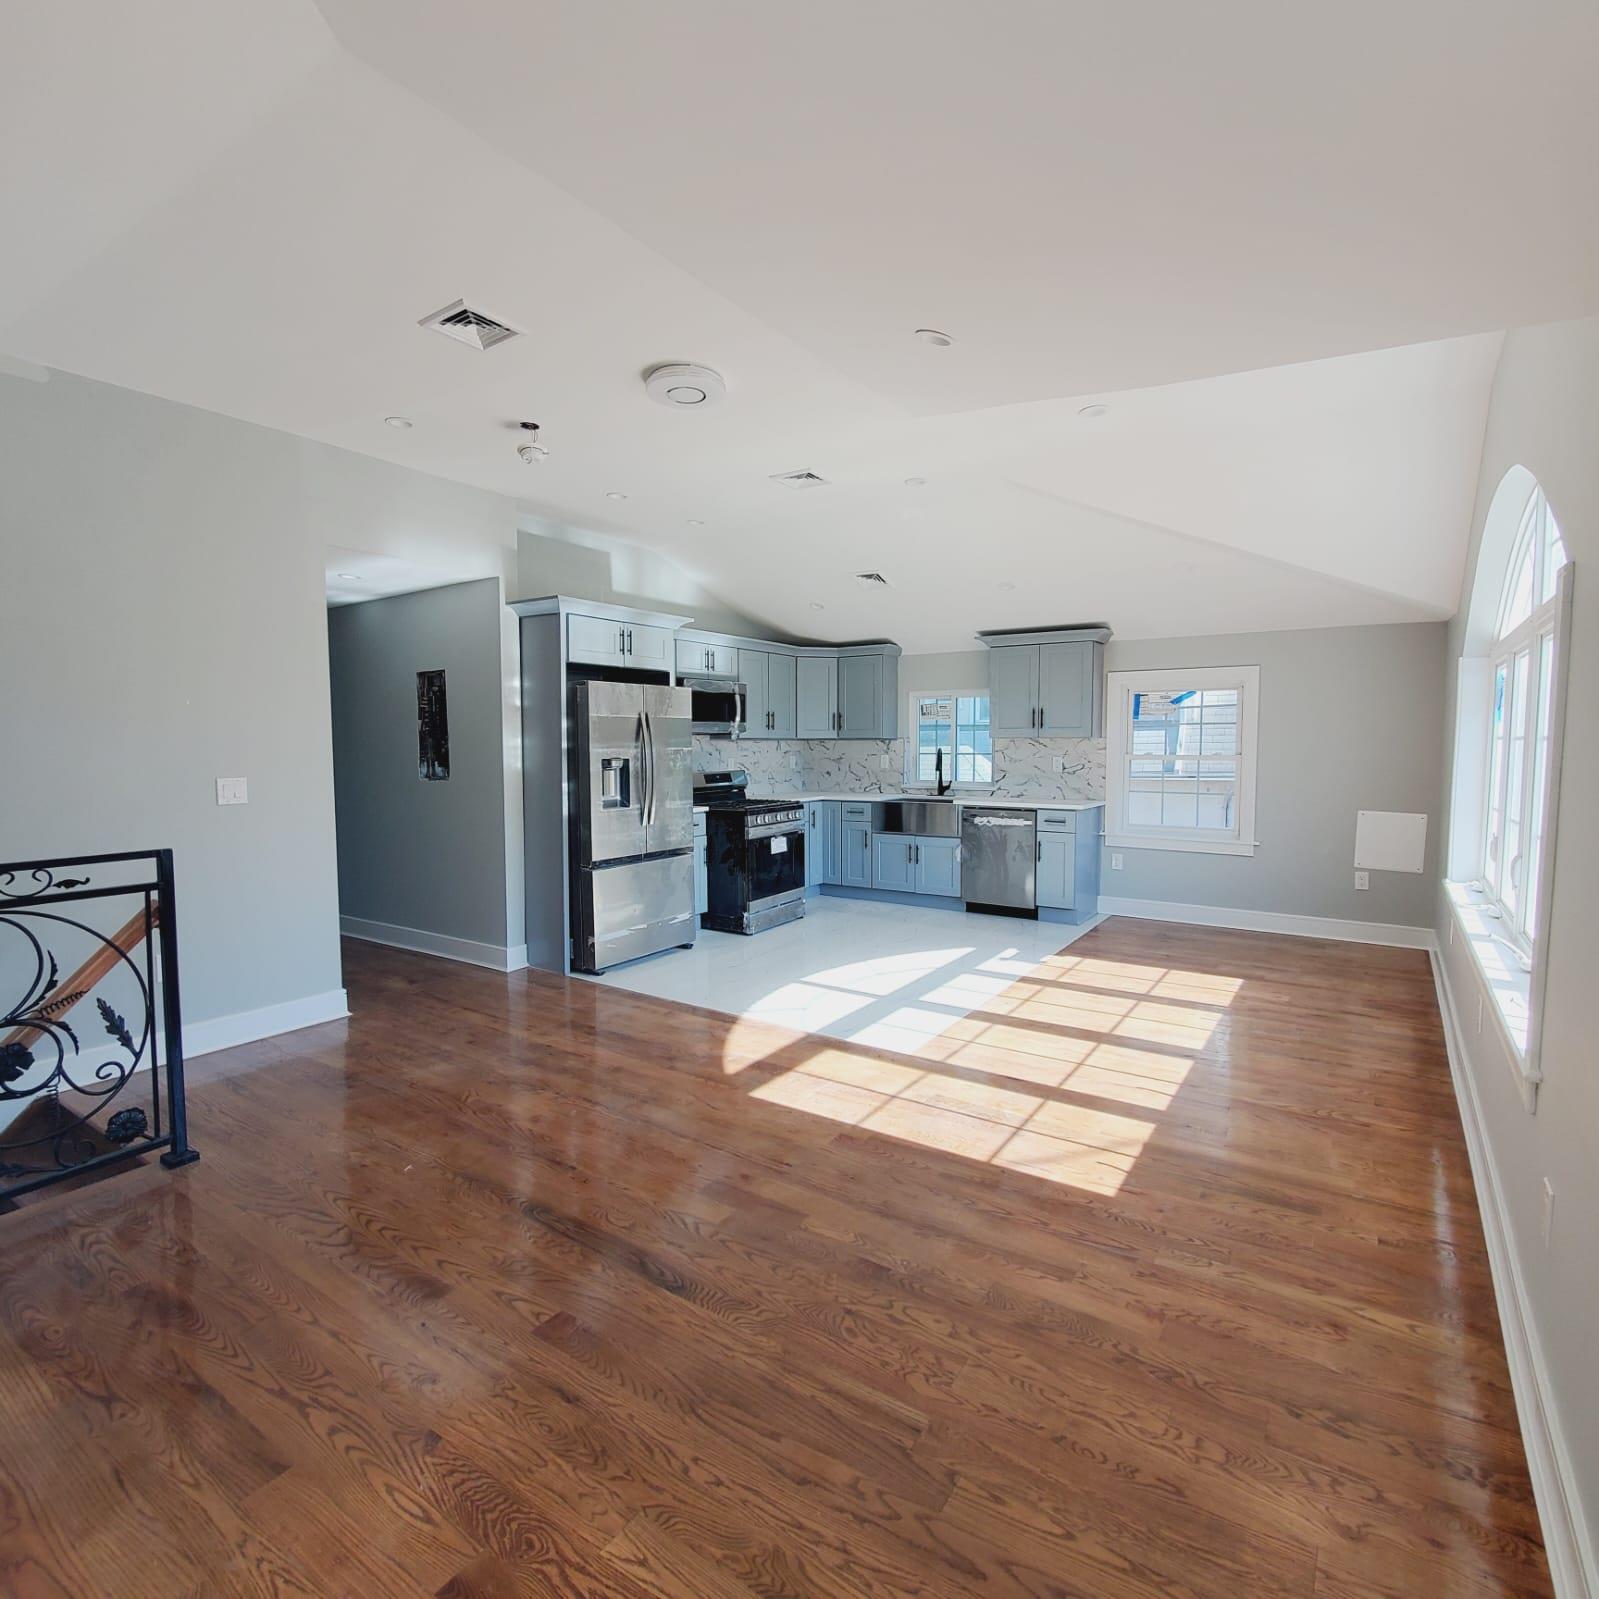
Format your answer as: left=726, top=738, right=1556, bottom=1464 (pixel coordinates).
left=4, top=1, right=1595, bottom=649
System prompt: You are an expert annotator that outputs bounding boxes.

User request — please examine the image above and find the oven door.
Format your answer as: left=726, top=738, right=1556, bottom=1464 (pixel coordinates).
left=689, top=679, right=745, bottom=735
left=746, top=827, right=805, bottom=910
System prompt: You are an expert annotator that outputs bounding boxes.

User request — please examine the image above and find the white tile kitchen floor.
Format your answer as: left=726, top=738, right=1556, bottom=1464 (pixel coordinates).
left=580, top=897, right=1102, bottom=1053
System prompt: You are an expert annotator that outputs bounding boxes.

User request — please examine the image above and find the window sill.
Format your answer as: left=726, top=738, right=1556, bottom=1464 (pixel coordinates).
left=1444, top=881, right=1534, bottom=1074
left=1104, top=833, right=1257, bottom=857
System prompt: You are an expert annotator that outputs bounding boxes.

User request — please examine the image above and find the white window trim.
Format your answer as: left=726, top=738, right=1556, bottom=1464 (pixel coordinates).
left=903, top=689, right=993, bottom=790
left=1104, top=665, right=1260, bottom=856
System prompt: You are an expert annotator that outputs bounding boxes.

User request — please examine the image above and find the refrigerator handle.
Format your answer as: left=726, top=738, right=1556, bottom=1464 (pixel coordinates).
left=639, top=710, right=653, bottom=828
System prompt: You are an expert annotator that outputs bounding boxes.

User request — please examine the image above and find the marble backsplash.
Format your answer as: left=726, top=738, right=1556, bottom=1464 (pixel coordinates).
left=693, top=734, right=1105, bottom=802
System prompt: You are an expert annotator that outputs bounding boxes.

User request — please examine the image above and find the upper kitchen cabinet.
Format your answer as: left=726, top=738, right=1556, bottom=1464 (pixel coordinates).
left=738, top=646, right=797, bottom=738
left=767, top=652, right=797, bottom=738
left=796, top=655, right=837, bottom=737
left=675, top=636, right=738, bottom=679
left=796, top=646, right=899, bottom=739
left=565, top=606, right=684, bottom=672
left=978, top=627, right=1110, bottom=737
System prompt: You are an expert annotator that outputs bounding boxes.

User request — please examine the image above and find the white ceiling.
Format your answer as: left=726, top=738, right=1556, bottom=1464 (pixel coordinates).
left=4, top=1, right=1594, bottom=651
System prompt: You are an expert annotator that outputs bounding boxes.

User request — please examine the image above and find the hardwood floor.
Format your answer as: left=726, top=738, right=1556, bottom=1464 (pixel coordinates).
left=0, top=921, right=1549, bottom=1598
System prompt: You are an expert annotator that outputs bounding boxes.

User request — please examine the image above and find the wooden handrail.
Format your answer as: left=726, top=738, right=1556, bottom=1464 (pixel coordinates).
left=2, top=902, right=159, bottom=1052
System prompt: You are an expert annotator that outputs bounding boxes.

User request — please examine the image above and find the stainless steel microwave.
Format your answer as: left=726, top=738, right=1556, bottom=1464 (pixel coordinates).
left=687, top=678, right=745, bottom=735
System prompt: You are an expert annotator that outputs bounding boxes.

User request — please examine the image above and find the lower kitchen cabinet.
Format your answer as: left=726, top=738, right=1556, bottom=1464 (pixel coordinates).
left=872, top=835, right=915, bottom=893
left=805, top=801, right=840, bottom=887
left=841, top=820, right=872, bottom=886
left=915, top=837, right=962, bottom=898
left=1035, top=833, right=1073, bottom=910
left=870, top=834, right=960, bottom=897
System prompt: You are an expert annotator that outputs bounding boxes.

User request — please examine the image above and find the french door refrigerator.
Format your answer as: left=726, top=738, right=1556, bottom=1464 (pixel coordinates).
left=570, top=680, right=696, bottom=972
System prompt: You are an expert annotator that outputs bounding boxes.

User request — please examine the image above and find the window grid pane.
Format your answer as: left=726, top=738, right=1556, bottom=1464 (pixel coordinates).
left=1123, top=684, right=1241, bottom=836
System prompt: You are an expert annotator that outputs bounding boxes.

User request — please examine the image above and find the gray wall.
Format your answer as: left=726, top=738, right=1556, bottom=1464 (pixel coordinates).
left=0, top=367, right=519, bottom=1029
left=900, top=623, right=1447, bottom=928
left=328, top=579, right=516, bottom=952
left=1104, top=625, right=1446, bottom=928
left=517, top=525, right=777, bottom=638
left=1435, top=315, right=1598, bottom=1573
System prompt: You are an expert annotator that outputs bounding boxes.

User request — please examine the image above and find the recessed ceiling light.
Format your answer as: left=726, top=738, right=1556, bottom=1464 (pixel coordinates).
left=336, top=572, right=361, bottom=581
left=998, top=581, right=1017, bottom=591
left=605, top=491, right=628, bottom=501
left=384, top=416, right=413, bottom=429
left=904, top=476, right=927, bottom=487
left=1078, top=403, right=1109, bottom=418
left=810, top=602, right=825, bottom=610
left=915, top=328, right=954, bottom=347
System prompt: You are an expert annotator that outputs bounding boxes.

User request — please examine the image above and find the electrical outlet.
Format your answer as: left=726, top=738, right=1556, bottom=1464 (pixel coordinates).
left=880, top=753, right=891, bottom=769
left=1542, top=1178, right=1555, bottom=1245
left=1354, top=870, right=1370, bottom=891
left=215, top=776, right=248, bottom=806
left=1110, top=852, right=1124, bottom=871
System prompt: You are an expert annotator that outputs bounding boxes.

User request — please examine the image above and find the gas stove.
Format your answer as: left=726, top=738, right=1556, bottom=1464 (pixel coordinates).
left=692, top=770, right=807, bottom=934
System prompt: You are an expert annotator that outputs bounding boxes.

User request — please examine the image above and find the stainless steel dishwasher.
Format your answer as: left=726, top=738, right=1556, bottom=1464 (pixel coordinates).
left=960, top=806, right=1037, bottom=914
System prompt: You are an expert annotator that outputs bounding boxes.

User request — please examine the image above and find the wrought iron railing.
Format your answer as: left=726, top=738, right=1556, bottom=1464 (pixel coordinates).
left=1, top=849, right=198, bottom=1205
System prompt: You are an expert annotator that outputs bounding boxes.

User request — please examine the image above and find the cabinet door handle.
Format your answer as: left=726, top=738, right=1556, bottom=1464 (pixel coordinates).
left=1039, top=703, right=1044, bottom=727
left=1036, top=839, right=1042, bottom=861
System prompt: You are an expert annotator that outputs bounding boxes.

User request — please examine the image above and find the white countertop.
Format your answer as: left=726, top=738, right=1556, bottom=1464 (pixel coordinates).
left=750, top=792, right=1103, bottom=811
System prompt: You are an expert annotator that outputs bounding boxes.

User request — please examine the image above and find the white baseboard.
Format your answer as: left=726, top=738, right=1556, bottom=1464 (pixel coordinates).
left=184, top=988, right=350, bottom=1058
left=1431, top=946, right=1595, bottom=1599
left=340, top=915, right=526, bottom=972
left=1096, top=895, right=1433, bottom=949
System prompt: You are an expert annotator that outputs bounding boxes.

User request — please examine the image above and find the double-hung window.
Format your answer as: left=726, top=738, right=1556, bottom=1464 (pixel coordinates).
left=909, top=693, right=991, bottom=785
left=1105, top=666, right=1259, bottom=855
left=1482, top=486, right=1567, bottom=950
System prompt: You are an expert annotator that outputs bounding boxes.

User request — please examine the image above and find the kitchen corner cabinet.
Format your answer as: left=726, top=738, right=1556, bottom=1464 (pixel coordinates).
left=796, top=656, right=837, bottom=737
left=982, top=632, right=1106, bottom=738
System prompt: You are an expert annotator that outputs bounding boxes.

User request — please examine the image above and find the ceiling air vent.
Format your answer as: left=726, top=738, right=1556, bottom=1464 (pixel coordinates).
left=855, top=571, right=890, bottom=587
left=418, top=299, right=522, bottom=352
left=770, top=469, right=829, bottom=488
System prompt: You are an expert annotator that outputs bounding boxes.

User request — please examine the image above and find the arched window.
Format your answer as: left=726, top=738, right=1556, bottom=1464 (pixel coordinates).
left=1481, top=485, right=1566, bottom=946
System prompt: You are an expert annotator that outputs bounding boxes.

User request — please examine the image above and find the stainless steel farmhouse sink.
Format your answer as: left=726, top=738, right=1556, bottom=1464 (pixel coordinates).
left=871, top=798, right=962, bottom=838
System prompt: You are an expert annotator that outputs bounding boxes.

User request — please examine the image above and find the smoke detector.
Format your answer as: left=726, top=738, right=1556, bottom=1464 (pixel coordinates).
left=771, top=469, right=829, bottom=488
left=419, top=299, right=522, bottom=351
left=644, top=363, right=726, bottom=408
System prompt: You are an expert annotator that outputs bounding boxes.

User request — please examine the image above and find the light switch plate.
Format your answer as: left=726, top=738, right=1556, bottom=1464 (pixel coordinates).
left=216, top=776, right=248, bottom=806
left=1110, top=852, right=1124, bottom=871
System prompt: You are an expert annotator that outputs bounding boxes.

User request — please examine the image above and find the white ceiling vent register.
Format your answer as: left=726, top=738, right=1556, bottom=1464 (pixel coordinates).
left=855, top=571, right=890, bottom=586
left=771, top=469, right=829, bottom=487
left=644, top=362, right=726, bottom=408
left=418, top=299, right=522, bottom=351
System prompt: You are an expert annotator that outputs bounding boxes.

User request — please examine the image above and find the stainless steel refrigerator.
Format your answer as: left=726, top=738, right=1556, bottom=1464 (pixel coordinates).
left=570, top=680, right=697, bottom=972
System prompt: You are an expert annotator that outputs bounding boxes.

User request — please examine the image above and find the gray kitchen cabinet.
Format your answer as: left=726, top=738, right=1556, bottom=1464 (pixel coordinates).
left=739, top=648, right=769, bottom=736
left=626, top=621, right=673, bottom=672
left=838, top=654, right=883, bottom=738
left=567, top=612, right=628, bottom=668
left=915, top=837, right=962, bottom=898
left=796, top=656, right=838, bottom=737
left=804, top=801, right=840, bottom=887
left=1038, top=642, right=1095, bottom=736
left=872, top=835, right=915, bottom=893
left=676, top=638, right=737, bottom=678
left=1035, top=833, right=1074, bottom=910
left=980, top=629, right=1107, bottom=737
left=767, top=652, right=797, bottom=738
left=841, top=820, right=872, bottom=887
left=989, top=645, right=1039, bottom=736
